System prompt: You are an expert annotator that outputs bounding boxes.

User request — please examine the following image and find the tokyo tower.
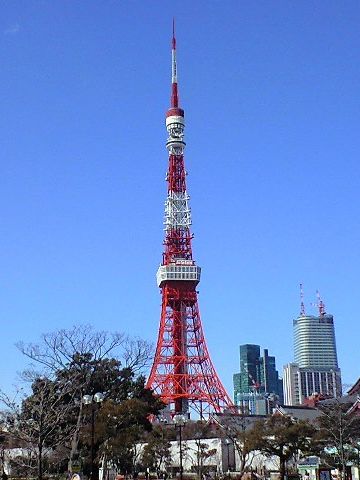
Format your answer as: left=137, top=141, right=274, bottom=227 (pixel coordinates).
left=146, top=25, right=234, bottom=417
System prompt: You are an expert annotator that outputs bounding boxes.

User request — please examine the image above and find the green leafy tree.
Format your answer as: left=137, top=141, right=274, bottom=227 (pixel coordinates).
left=95, top=390, right=163, bottom=476
left=141, top=425, right=172, bottom=473
left=76, top=369, right=162, bottom=477
left=251, top=415, right=315, bottom=480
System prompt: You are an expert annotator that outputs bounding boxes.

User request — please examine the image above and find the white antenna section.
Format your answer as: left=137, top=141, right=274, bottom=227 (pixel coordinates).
left=164, top=191, right=192, bottom=230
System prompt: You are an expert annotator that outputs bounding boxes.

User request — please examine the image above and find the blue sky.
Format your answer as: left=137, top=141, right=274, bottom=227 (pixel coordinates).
left=1, top=1, right=359, bottom=396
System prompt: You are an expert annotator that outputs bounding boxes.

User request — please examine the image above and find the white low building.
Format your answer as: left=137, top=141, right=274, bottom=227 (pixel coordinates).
left=131, top=437, right=280, bottom=476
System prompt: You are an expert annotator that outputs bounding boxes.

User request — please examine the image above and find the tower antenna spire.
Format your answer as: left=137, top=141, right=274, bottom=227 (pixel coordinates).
left=300, top=283, right=306, bottom=316
left=171, top=18, right=179, bottom=108
left=172, top=17, right=176, bottom=47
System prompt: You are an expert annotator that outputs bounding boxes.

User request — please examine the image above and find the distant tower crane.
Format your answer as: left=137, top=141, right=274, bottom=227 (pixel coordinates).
left=315, top=290, right=326, bottom=316
left=248, top=371, right=261, bottom=393
left=300, top=283, right=306, bottom=317
left=146, top=24, right=235, bottom=418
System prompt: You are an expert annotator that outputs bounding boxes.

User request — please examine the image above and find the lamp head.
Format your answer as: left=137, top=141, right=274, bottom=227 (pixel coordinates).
left=173, top=414, right=187, bottom=426
left=94, top=392, right=105, bottom=403
left=82, top=394, right=92, bottom=405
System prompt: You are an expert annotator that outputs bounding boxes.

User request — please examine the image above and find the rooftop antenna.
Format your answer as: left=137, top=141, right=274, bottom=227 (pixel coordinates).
left=300, top=283, right=306, bottom=316
left=314, top=290, right=326, bottom=316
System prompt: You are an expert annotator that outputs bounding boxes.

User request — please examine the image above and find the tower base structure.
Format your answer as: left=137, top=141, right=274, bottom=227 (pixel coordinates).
left=147, top=282, right=235, bottom=418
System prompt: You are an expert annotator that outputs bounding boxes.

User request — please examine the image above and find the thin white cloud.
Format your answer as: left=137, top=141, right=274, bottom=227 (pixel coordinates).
left=4, top=23, right=20, bottom=35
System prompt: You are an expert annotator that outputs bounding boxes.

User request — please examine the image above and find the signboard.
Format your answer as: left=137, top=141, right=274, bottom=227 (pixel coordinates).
left=318, top=469, right=331, bottom=480
left=71, top=462, right=82, bottom=474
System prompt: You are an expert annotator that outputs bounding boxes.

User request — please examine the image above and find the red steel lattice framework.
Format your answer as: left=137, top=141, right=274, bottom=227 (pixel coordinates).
left=146, top=25, right=235, bottom=417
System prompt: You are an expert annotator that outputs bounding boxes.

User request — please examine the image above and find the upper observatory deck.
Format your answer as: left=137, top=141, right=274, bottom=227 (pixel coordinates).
left=156, top=258, right=201, bottom=287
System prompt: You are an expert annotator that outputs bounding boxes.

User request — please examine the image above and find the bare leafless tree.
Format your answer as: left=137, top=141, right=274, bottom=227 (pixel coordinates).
left=122, top=337, right=154, bottom=373
left=0, top=377, right=75, bottom=480
left=17, top=325, right=153, bottom=375
left=16, top=326, right=126, bottom=373
left=317, top=399, right=360, bottom=479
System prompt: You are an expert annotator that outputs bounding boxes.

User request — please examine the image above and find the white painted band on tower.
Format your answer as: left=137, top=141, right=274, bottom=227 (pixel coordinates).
left=166, top=115, right=184, bottom=128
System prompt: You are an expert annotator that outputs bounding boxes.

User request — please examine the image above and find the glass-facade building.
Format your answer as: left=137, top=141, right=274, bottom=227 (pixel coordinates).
left=239, top=344, right=261, bottom=393
left=233, top=344, right=283, bottom=414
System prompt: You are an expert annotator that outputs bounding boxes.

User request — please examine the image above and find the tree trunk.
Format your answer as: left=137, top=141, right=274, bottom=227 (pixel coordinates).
left=38, top=443, right=43, bottom=480
left=196, top=441, right=201, bottom=480
left=68, top=400, right=83, bottom=472
left=339, top=442, right=346, bottom=480
left=279, top=456, right=286, bottom=480
left=233, top=441, right=248, bottom=478
left=238, top=455, right=246, bottom=478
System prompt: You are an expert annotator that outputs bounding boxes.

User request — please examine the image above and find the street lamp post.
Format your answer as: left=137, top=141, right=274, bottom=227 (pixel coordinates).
left=173, top=414, right=187, bottom=480
left=83, top=392, right=105, bottom=480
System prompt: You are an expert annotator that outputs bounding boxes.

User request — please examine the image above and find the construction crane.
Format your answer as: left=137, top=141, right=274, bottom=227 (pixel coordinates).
left=300, top=283, right=306, bottom=316
left=247, top=371, right=261, bottom=393
left=312, top=290, right=326, bottom=316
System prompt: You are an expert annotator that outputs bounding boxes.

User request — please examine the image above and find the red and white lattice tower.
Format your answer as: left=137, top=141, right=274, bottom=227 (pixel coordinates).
left=146, top=25, right=235, bottom=417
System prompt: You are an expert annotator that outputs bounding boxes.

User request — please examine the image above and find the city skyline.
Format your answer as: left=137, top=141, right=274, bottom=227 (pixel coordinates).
left=1, top=2, right=359, bottom=397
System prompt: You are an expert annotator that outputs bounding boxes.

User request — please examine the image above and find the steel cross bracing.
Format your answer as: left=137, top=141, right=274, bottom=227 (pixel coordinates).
left=149, top=286, right=234, bottom=416
left=164, top=190, right=191, bottom=230
left=146, top=26, right=235, bottom=418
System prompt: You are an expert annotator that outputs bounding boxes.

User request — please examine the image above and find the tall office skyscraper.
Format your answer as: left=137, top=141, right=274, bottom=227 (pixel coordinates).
left=233, top=344, right=283, bottom=414
left=260, top=349, right=284, bottom=398
left=283, top=297, right=342, bottom=405
left=294, top=314, right=339, bottom=368
left=239, top=344, right=261, bottom=393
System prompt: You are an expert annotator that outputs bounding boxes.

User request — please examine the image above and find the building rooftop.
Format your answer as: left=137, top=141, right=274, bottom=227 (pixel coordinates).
left=274, top=405, right=322, bottom=422
left=348, top=377, right=360, bottom=396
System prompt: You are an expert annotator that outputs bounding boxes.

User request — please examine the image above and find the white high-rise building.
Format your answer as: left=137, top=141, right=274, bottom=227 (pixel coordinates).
left=284, top=311, right=342, bottom=406
left=294, top=314, right=339, bottom=369
left=283, top=363, right=341, bottom=405
left=283, top=363, right=300, bottom=405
